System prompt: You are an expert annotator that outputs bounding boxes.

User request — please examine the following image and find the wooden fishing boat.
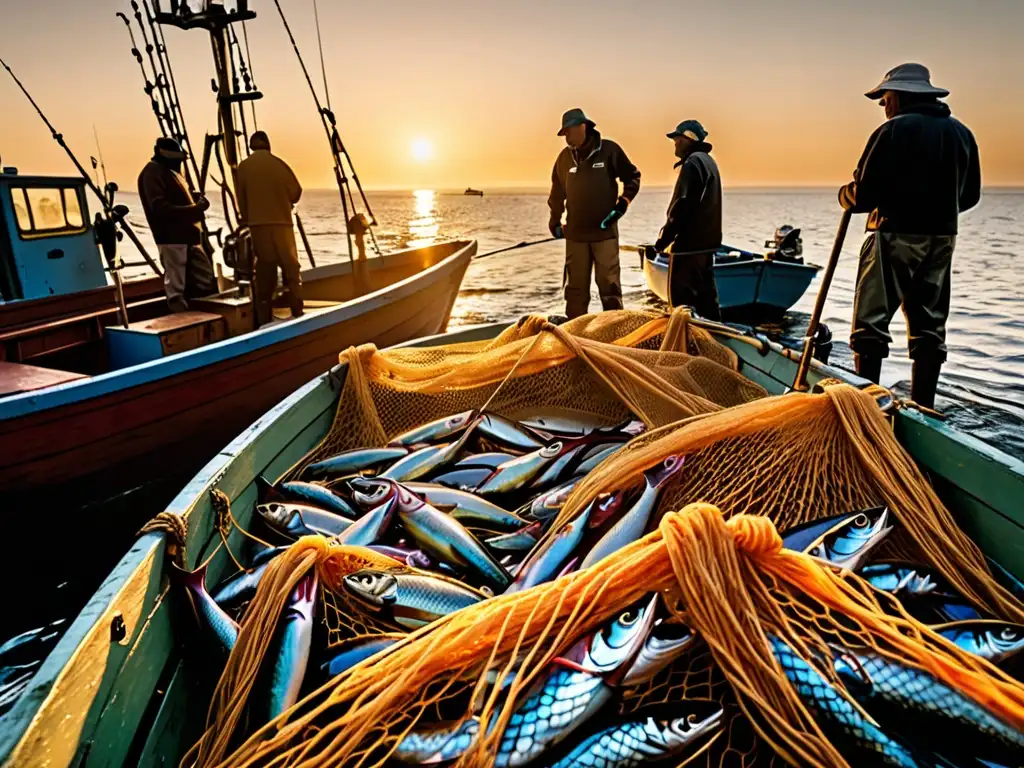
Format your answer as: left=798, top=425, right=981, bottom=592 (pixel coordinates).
left=0, top=174, right=476, bottom=513
left=640, top=246, right=821, bottom=321
left=1, top=314, right=1020, bottom=767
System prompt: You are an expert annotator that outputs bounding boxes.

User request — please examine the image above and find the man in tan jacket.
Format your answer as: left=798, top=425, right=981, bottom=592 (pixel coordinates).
left=236, top=131, right=304, bottom=324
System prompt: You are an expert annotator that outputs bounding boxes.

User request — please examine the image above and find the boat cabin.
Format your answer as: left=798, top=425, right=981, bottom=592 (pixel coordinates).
left=0, top=168, right=107, bottom=302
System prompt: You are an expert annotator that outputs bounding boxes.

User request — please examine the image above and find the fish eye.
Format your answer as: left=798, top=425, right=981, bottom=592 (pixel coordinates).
left=851, top=513, right=869, bottom=528
left=619, top=609, right=639, bottom=626
left=540, top=441, right=563, bottom=457
left=1000, top=628, right=1021, bottom=641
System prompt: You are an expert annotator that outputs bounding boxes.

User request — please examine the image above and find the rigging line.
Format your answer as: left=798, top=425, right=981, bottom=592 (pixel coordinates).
left=313, top=0, right=331, bottom=111
left=241, top=20, right=259, bottom=130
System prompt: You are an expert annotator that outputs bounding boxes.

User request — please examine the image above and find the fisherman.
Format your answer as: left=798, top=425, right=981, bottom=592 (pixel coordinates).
left=236, top=130, right=305, bottom=325
left=548, top=109, right=641, bottom=319
left=137, top=137, right=217, bottom=312
left=645, top=120, right=722, bottom=321
left=840, top=63, right=980, bottom=408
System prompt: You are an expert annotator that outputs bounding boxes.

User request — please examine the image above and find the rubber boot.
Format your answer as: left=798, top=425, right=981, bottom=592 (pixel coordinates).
left=911, top=360, right=942, bottom=410
left=854, top=353, right=882, bottom=385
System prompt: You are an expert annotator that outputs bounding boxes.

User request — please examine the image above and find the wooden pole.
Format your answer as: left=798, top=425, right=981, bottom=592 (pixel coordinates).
left=792, top=209, right=853, bottom=391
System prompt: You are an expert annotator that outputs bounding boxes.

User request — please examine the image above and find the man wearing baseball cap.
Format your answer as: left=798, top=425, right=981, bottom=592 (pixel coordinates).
left=839, top=63, right=981, bottom=409
left=137, top=137, right=217, bottom=312
left=548, top=108, right=641, bottom=319
left=647, top=119, right=722, bottom=320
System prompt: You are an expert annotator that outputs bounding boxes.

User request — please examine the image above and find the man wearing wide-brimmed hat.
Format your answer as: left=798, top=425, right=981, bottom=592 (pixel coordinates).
left=839, top=63, right=981, bottom=409
left=647, top=118, right=722, bottom=320
left=137, top=137, right=217, bottom=312
left=548, top=108, right=641, bottom=319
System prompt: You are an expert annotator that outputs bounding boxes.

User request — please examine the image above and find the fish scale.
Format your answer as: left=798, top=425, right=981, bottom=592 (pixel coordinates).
left=835, top=651, right=1024, bottom=764
left=768, top=636, right=923, bottom=767
left=547, top=717, right=686, bottom=768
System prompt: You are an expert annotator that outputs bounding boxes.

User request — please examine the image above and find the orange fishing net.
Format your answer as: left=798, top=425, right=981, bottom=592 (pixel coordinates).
left=185, top=310, right=1024, bottom=768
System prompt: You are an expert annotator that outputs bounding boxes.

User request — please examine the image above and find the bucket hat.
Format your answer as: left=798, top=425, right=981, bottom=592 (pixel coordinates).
left=558, top=108, right=596, bottom=136
left=864, top=63, right=949, bottom=100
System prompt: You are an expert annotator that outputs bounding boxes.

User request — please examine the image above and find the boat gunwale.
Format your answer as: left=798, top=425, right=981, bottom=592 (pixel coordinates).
left=0, top=239, right=476, bottom=420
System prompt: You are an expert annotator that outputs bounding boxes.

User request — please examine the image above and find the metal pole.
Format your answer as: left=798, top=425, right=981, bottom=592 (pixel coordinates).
left=294, top=212, right=316, bottom=268
left=0, top=56, right=162, bottom=277
left=792, top=209, right=853, bottom=392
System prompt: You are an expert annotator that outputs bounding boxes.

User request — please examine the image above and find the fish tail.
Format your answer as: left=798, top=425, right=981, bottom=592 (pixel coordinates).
left=170, top=561, right=209, bottom=594
left=255, top=476, right=280, bottom=503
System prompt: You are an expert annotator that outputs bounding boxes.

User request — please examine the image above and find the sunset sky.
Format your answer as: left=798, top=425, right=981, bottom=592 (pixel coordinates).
left=2, top=0, right=1023, bottom=190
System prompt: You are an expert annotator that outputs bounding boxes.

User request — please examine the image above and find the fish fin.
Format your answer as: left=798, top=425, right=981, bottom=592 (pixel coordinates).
left=255, top=475, right=280, bottom=503
left=169, top=561, right=208, bottom=593
left=551, top=657, right=589, bottom=673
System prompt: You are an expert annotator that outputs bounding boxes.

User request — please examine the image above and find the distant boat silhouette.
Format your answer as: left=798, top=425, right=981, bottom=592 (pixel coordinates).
left=464, top=187, right=484, bottom=197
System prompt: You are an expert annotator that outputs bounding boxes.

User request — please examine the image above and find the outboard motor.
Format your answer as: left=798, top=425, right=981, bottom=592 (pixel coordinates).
left=765, top=225, right=804, bottom=263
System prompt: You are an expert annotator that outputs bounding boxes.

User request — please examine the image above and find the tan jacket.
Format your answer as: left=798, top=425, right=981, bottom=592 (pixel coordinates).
left=236, top=150, right=302, bottom=227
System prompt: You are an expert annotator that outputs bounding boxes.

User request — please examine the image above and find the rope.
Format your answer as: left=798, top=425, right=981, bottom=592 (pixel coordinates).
left=137, top=511, right=187, bottom=568
left=313, top=0, right=331, bottom=112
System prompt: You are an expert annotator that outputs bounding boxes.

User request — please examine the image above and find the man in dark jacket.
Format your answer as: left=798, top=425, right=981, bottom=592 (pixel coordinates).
left=137, top=138, right=217, bottom=312
left=548, top=109, right=641, bottom=319
left=840, top=63, right=981, bottom=408
left=648, top=119, right=722, bottom=321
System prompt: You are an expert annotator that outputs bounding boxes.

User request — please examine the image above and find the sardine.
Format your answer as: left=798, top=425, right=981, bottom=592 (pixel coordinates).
left=507, top=497, right=597, bottom=593
left=519, top=478, right=581, bottom=522
left=367, top=544, right=436, bottom=570
left=388, top=411, right=476, bottom=447
left=172, top=563, right=239, bottom=654
left=263, top=571, right=317, bottom=722
left=782, top=507, right=893, bottom=571
left=859, top=561, right=956, bottom=599
left=476, top=413, right=549, bottom=453
left=256, top=476, right=357, bottom=519
left=933, top=620, right=1024, bottom=664
left=833, top=648, right=1024, bottom=764
left=572, top=443, right=625, bottom=477
left=385, top=481, right=511, bottom=590
left=334, top=495, right=396, bottom=547
left=579, top=455, right=685, bottom=570
left=392, top=718, right=481, bottom=765
left=343, top=568, right=485, bottom=629
left=381, top=443, right=460, bottom=483
left=403, top=482, right=527, bottom=532
left=257, top=502, right=352, bottom=539
left=212, top=561, right=272, bottom=611
left=454, top=452, right=519, bottom=470
left=301, top=447, right=410, bottom=480
left=768, top=635, right=924, bottom=767
left=547, top=699, right=724, bottom=768
left=485, top=522, right=543, bottom=553
left=429, top=467, right=495, bottom=492
left=477, top=434, right=624, bottom=497
left=320, top=633, right=406, bottom=679
left=621, top=620, right=696, bottom=686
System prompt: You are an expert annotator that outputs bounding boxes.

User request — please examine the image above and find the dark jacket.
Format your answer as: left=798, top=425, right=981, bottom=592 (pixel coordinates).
left=839, top=102, right=980, bottom=235
left=548, top=130, right=641, bottom=242
left=236, top=149, right=302, bottom=227
left=655, top=146, right=722, bottom=253
left=137, top=160, right=205, bottom=246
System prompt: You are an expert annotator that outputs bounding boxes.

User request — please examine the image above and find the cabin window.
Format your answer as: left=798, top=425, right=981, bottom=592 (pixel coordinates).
left=8, top=186, right=88, bottom=238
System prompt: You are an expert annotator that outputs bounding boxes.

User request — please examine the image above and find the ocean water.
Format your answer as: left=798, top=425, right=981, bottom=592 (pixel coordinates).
left=2, top=186, right=1020, bottom=718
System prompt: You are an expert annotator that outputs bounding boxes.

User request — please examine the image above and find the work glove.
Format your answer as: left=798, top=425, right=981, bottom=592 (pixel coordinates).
left=549, top=221, right=564, bottom=239
left=600, top=197, right=630, bottom=230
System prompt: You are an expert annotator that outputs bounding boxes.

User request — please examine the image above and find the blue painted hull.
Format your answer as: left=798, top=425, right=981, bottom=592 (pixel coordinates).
left=642, top=251, right=820, bottom=320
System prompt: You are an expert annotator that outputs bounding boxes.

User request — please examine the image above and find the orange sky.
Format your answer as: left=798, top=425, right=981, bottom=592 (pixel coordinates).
left=2, top=0, right=1023, bottom=190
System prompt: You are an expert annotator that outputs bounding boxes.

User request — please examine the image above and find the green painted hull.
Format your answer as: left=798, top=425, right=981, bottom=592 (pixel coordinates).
left=1, top=319, right=1020, bottom=767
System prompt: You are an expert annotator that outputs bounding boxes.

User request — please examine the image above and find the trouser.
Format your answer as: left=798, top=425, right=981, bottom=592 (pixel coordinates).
left=850, top=232, right=955, bottom=362
left=668, top=251, right=721, bottom=321
left=563, top=238, right=623, bottom=319
left=158, top=244, right=217, bottom=313
left=250, top=225, right=304, bottom=325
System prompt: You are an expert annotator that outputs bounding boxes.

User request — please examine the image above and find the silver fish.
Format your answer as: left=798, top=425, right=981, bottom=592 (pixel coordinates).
left=580, top=455, right=685, bottom=570
left=381, top=443, right=460, bottom=483
left=211, top=553, right=285, bottom=610
left=334, top=494, right=396, bottom=547
left=807, top=507, right=892, bottom=570
left=519, top=478, right=581, bottom=521
left=173, top=563, right=239, bottom=654
left=257, top=502, right=352, bottom=539
left=367, top=544, right=435, bottom=569
left=859, top=561, right=956, bottom=598
left=388, top=411, right=476, bottom=447
left=477, top=434, right=622, bottom=497
left=506, top=497, right=597, bottom=593
left=264, top=571, right=317, bottom=722
left=485, top=522, right=543, bottom=552
left=404, top=482, right=528, bottom=532
left=621, top=619, right=696, bottom=686
left=359, top=478, right=511, bottom=589
left=320, top=633, right=405, bottom=679
left=454, top=452, right=518, bottom=470
left=343, top=569, right=485, bottom=629
left=256, top=476, right=357, bottom=518
left=475, top=413, right=547, bottom=453
left=429, top=467, right=494, bottom=492
left=392, top=718, right=481, bottom=765
left=573, top=443, right=625, bottom=477
left=301, top=447, right=410, bottom=480
left=933, top=620, right=1024, bottom=664
left=547, top=700, right=723, bottom=768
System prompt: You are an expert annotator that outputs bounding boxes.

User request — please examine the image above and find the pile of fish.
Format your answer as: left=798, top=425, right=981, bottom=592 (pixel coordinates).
left=170, top=410, right=1024, bottom=766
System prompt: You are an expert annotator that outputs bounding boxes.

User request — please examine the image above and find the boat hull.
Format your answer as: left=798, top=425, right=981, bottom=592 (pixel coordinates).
left=642, top=252, right=819, bottom=321
left=0, top=241, right=475, bottom=510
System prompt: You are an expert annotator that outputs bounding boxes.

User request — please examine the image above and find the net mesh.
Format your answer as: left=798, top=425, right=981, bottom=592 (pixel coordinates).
left=184, top=309, right=1024, bottom=768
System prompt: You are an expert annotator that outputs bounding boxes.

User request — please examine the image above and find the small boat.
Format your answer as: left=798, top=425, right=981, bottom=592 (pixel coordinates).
left=641, top=226, right=820, bottom=321
left=2, top=311, right=1020, bottom=767
left=463, top=188, right=484, bottom=197
left=0, top=167, right=475, bottom=511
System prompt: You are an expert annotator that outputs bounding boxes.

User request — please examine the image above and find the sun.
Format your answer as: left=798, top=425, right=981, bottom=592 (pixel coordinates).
left=411, top=137, right=433, bottom=162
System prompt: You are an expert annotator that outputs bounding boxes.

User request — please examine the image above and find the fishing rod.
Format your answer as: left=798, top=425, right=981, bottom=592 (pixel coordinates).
left=0, top=56, right=162, bottom=277
left=476, top=238, right=557, bottom=260
left=130, top=1, right=177, bottom=144
left=117, top=11, right=174, bottom=137
left=93, top=124, right=110, bottom=191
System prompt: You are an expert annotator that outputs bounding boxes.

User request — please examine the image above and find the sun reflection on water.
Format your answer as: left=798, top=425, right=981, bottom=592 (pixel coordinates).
left=408, top=189, right=439, bottom=248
